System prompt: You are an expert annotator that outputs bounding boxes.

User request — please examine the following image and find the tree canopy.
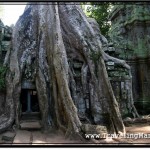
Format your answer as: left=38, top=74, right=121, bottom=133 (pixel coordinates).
left=82, top=2, right=112, bottom=37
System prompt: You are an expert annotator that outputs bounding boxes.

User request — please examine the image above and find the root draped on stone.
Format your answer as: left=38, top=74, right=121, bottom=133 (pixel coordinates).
left=0, top=2, right=128, bottom=137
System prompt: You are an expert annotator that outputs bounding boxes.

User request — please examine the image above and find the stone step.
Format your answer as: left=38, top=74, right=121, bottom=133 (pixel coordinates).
left=21, top=112, right=41, bottom=121
left=21, top=116, right=40, bottom=121
left=20, top=121, right=42, bottom=130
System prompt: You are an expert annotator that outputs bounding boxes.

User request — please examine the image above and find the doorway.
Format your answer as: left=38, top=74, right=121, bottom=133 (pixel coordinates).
left=20, top=89, right=40, bottom=113
left=20, top=89, right=41, bottom=129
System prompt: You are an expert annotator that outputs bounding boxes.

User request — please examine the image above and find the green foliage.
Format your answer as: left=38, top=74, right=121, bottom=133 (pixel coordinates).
left=0, top=65, right=7, bottom=90
left=83, top=2, right=112, bottom=37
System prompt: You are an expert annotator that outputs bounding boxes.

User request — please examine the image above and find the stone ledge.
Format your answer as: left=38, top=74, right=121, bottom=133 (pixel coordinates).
left=20, top=121, right=41, bottom=130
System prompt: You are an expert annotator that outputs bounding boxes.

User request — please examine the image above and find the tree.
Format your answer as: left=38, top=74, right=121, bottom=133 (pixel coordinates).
left=83, top=2, right=112, bottom=37
left=0, top=3, right=128, bottom=139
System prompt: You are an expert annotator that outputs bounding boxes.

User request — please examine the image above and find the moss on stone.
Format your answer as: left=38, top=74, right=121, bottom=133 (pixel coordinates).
left=109, top=4, right=150, bottom=59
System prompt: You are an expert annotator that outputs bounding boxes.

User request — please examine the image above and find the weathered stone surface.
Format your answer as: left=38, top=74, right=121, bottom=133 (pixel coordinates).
left=0, top=19, right=12, bottom=64
left=81, top=124, right=107, bottom=135
left=13, top=130, right=31, bottom=144
left=2, top=131, right=16, bottom=141
left=32, top=131, right=46, bottom=144
left=20, top=121, right=41, bottom=130
left=21, top=80, right=36, bottom=89
left=88, top=17, right=138, bottom=118
left=123, top=117, right=149, bottom=126
left=0, top=3, right=126, bottom=136
left=109, top=3, right=150, bottom=115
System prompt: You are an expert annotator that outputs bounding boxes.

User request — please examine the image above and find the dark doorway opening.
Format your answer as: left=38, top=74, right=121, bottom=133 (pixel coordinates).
left=20, top=89, right=41, bottom=129
left=20, top=89, right=39, bottom=113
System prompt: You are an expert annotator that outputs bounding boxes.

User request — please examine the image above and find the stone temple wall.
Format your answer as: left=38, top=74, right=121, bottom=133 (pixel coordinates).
left=109, top=2, right=150, bottom=115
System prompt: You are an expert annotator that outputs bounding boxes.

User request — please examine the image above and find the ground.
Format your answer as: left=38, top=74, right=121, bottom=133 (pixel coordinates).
left=0, top=122, right=150, bottom=145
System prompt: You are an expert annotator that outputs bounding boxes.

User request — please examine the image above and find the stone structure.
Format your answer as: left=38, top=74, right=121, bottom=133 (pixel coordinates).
left=0, top=18, right=39, bottom=119
left=0, top=5, right=138, bottom=134
left=88, top=18, right=138, bottom=118
left=109, top=3, right=150, bottom=115
left=0, top=3, right=127, bottom=135
left=104, top=43, right=131, bottom=117
left=0, top=19, right=12, bottom=63
left=0, top=4, right=141, bottom=136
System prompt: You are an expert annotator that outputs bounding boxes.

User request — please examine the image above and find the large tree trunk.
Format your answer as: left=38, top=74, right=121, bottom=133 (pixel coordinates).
left=0, top=2, right=126, bottom=137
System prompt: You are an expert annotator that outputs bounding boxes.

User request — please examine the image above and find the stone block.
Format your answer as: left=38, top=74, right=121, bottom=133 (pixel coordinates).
left=13, top=130, right=31, bottom=144
left=81, top=124, right=107, bottom=135
left=20, top=121, right=41, bottom=130
left=2, top=131, right=16, bottom=141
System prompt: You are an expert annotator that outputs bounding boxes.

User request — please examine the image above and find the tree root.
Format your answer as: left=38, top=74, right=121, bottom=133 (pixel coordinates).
left=0, top=3, right=132, bottom=137
left=102, top=51, right=139, bottom=118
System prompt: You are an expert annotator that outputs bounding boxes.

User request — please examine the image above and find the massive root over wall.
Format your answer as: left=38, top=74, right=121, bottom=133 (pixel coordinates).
left=0, top=3, right=130, bottom=137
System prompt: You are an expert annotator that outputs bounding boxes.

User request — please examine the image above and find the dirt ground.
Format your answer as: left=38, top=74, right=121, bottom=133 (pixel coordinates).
left=121, top=123, right=150, bottom=144
left=0, top=123, right=150, bottom=145
left=105, top=123, right=150, bottom=145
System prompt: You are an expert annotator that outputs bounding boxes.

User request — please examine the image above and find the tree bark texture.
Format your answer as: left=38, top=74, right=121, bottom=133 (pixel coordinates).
left=0, top=3, right=126, bottom=136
